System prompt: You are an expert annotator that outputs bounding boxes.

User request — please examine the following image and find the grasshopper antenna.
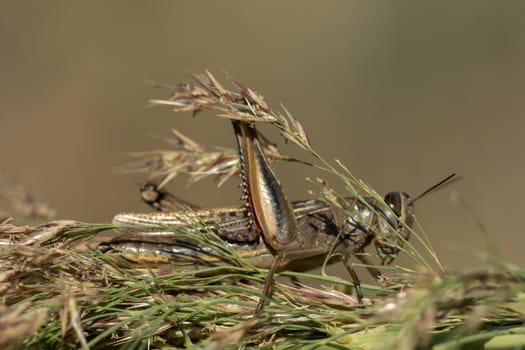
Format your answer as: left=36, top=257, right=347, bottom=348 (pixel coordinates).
left=411, top=173, right=458, bottom=204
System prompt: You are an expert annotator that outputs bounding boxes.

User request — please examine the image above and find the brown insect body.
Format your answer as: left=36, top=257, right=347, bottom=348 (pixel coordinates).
left=105, top=187, right=423, bottom=313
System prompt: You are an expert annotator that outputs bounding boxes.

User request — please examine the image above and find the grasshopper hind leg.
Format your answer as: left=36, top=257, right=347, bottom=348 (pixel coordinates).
left=254, top=254, right=282, bottom=317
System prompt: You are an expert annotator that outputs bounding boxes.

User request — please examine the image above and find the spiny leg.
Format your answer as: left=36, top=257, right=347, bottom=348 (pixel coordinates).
left=232, top=120, right=297, bottom=247
left=254, top=246, right=334, bottom=314
left=254, top=254, right=282, bottom=317
left=232, top=120, right=297, bottom=314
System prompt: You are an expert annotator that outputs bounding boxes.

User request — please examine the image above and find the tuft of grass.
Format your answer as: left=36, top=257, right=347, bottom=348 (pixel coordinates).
left=1, top=220, right=524, bottom=349
left=1, top=72, right=524, bottom=349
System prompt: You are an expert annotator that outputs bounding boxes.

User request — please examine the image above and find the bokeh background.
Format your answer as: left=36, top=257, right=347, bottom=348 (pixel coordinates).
left=1, top=2, right=524, bottom=271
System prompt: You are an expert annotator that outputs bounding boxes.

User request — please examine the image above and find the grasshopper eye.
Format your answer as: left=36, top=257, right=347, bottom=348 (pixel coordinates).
left=383, top=192, right=413, bottom=218
left=383, top=192, right=402, bottom=217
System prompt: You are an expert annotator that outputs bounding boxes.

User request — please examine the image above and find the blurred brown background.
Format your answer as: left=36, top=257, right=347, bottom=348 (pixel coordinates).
left=1, top=2, right=524, bottom=271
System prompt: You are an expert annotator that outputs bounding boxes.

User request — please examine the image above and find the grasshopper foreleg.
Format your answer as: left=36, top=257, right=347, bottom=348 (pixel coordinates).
left=341, top=252, right=364, bottom=304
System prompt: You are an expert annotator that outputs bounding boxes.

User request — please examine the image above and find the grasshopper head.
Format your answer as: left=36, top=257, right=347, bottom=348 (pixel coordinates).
left=374, top=173, right=457, bottom=265
left=384, top=192, right=415, bottom=221
left=374, top=192, right=414, bottom=265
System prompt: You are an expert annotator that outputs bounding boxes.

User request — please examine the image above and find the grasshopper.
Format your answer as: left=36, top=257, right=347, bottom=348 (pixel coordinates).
left=103, top=118, right=456, bottom=314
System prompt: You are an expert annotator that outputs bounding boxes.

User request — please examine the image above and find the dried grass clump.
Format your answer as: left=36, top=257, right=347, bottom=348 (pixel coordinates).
left=1, top=220, right=524, bottom=349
